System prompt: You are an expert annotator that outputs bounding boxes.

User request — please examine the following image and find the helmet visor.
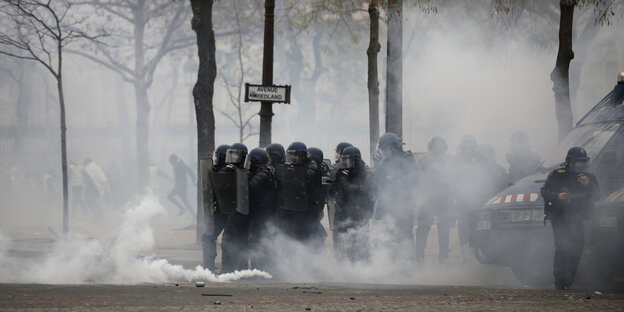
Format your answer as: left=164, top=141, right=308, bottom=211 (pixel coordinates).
left=572, top=159, right=588, bottom=172
left=341, top=155, right=356, bottom=169
left=285, top=151, right=303, bottom=165
left=225, top=149, right=242, bottom=164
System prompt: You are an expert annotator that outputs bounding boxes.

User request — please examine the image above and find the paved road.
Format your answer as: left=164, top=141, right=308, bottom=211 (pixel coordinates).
left=1, top=282, right=623, bottom=311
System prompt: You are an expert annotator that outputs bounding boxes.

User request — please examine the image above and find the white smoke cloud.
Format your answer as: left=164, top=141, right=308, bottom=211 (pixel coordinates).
left=0, top=195, right=271, bottom=284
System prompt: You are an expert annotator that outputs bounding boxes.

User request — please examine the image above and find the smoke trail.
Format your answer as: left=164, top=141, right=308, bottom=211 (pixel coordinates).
left=0, top=194, right=271, bottom=284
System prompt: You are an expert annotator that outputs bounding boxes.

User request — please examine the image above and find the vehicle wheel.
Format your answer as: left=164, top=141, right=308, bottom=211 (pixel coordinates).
left=473, top=247, right=496, bottom=264
left=511, top=264, right=552, bottom=287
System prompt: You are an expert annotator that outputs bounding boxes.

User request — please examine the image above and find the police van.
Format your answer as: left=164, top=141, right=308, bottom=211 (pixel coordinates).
left=469, top=74, right=624, bottom=287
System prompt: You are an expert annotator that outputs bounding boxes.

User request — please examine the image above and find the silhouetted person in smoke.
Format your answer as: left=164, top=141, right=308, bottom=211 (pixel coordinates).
left=82, top=158, right=110, bottom=215
left=415, top=137, right=455, bottom=264
left=453, top=135, right=487, bottom=262
left=478, top=144, right=510, bottom=195
left=330, top=146, right=374, bottom=262
left=541, top=147, right=599, bottom=290
left=507, top=131, right=542, bottom=183
left=246, top=148, right=277, bottom=271
left=220, top=143, right=249, bottom=272
left=202, top=144, right=230, bottom=271
left=167, top=154, right=196, bottom=219
left=373, top=132, right=417, bottom=261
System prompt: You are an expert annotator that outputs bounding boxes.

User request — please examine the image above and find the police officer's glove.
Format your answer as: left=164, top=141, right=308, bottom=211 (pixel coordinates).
left=338, top=169, right=350, bottom=176
left=224, top=164, right=236, bottom=172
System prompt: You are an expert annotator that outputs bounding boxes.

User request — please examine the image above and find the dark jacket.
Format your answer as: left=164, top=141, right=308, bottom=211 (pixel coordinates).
left=248, top=166, right=277, bottom=239
left=331, top=162, right=374, bottom=231
left=541, top=167, right=600, bottom=220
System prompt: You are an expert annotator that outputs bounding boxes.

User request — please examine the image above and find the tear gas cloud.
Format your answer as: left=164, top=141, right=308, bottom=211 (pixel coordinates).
left=0, top=194, right=270, bottom=284
left=0, top=2, right=622, bottom=286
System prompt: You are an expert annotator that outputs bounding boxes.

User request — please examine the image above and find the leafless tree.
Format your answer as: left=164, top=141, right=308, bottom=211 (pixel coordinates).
left=0, top=0, right=104, bottom=235
left=69, top=0, right=194, bottom=189
left=217, top=5, right=258, bottom=144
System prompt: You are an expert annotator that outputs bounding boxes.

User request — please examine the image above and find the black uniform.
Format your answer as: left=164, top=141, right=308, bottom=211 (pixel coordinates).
left=414, top=153, right=455, bottom=263
left=220, top=164, right=249, bottom=273
left=541, top=167, right=599, bottom=289
left=202, top=163, right=230, bottom=271
left=330, top=161, right=374, bottom=262
left=275, top=160, right=327, bottom=246
left=247, top=165, right=277, bottom=271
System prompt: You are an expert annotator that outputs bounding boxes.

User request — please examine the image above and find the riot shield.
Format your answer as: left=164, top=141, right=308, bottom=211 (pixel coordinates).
left=208, top=171, right=237, bottom=214
left=275, top=164, right=309, bottom=211
left=199, top=158, right=214, bottom=234
left=236, top=168, right=249, bottom=215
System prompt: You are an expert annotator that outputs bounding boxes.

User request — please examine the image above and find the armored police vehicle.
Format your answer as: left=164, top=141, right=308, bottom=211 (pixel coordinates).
left=469, top=74, right=624, bottom=287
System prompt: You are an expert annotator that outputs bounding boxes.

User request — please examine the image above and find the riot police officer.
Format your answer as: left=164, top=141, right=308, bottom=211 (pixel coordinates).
left=202, top=144, right=230, bottom=271
left=213, top=143, right=248, bottom=272
left=541, top=147, right=599, bottom=290
left=245, top=148, right=277, bottom=271
left=373, top=132, right=417, bottom=260
left=414, top=137, right=455, bottom=264
left=266, top=143, right=285, bottom=167
left=334, top=142, right=353, bottom=164
left=308, top=147, right=330, bottom=177
left=330, top=146, right=374, bottom=262
left=275, top=142, right=327, bottom=247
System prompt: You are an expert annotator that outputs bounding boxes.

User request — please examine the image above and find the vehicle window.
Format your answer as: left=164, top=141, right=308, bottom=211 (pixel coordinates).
left=542, top=122, right=621, bottom=169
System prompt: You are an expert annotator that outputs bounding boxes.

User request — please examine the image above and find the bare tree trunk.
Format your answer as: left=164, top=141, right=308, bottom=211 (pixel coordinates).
left=551, top=0, right=575, bottom=141
left=133, top=3, right=150, bottom=189
left=135, top=83, right=150, bottom=189
left=385, top=0, right=402, bottom=138
left=191, top=0, right=217, bottom=245
left=56, top=43, right=69, bottom=235
left=368, top=0, right=381, bottom=162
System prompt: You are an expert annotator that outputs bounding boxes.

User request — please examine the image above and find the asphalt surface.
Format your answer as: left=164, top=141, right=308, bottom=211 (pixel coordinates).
left=1, top=282, right=623, bottom=311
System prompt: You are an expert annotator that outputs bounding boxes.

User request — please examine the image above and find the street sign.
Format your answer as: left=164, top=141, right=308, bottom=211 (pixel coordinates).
left=244, top=83, right=291, bottom=104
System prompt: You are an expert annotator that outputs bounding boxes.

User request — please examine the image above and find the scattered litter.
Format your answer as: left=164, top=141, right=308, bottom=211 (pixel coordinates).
left=261, top=300, right=275, bottom=304
left=246, top=305, right=254, bottom=309
left=213, top=301, right=221, bottom=305
left=202, top=294, right=233, bottom=297
left=594, top=291, right=603, bottom=295
left=586, top=296, right=591, bottom=300
left=305, top=308, right=311, bottom=311
left=349, top=297, right=355, bottom=300
left=302, top=291, right=322, bottom=294
left=195, top=282, right=205, bottom=287
left=293, top=286, right=318, bottom=290
left=175, top=283, right=179, bottom=287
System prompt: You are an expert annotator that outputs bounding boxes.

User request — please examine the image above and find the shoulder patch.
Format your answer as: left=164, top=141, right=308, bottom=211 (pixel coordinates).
left=556, top=168, right=566, bottom=173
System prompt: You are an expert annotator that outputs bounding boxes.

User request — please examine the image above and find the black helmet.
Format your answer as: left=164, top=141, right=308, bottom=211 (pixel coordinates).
left=340, top=146, right=361, bottom=169
left=378, top=133, right=401, bottom=150
left=286, top=141, right=307, bottom=165
left=307, top=147, right=324, bottom=164
left=565, top=146, right=590, bottom=172
left=225, top=143, right=248, bottom=165
left=213, top=144, right=231, bottom=166
left=335, top=142, right=353, bottom=161
left=266, top=143, right=285, bottom=165
left=428, top=136, right=448, bottom=155
left=244, top=148, right=268, bottom=170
